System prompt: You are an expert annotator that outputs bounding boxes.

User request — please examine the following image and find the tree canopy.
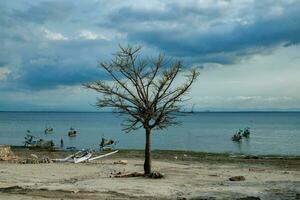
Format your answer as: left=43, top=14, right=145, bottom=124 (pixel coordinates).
left=84, top=45, right=199, bottom=132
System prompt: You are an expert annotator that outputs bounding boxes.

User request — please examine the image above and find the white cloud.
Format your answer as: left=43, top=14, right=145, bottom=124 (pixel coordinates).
left=78, top=30, right=108, bottom=40
left=188, top=45, right=300, bottom=110
left=43, top=28, right=68, bottom=41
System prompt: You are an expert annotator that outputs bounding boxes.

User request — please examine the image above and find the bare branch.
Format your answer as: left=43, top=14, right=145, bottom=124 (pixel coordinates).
left=84, top=45, right=199, bottom=132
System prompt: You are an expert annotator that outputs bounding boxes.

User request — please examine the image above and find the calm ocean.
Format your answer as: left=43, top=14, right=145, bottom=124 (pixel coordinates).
left=0, top=112, right=299, bottom=156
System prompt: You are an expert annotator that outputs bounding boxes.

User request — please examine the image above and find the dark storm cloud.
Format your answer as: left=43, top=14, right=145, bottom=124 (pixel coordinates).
left=6, top=38, right=112, bottom=89
left=11, top=1, right=74, bottom=24
left=1, top=0, right=300, bottom=91
left=19, top=61, right=102, bottom=89
left=0, top=0, right=300, bottom=111
left=107, top=2, right=223, bottom=24
left=106, top=1, right=300, bottom=63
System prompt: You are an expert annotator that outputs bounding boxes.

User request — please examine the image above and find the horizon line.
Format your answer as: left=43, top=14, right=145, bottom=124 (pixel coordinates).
left=1, top=110, right=300, bottom=113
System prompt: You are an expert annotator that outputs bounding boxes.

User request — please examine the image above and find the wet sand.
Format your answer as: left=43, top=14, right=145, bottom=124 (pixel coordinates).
left=0, top=148, right=299, bottom=200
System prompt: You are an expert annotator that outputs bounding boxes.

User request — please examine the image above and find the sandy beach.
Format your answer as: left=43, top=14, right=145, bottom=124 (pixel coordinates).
left=0, top=148, right=299, bottom=200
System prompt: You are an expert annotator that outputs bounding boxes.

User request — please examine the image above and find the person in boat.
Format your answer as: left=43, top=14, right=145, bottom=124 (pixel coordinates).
left=242, top=127, right=250, bottom=138
left=238, top=128, right=243, bottom=135
left=232, top=132, right=242, bottom=141
left=68, top=127, right=77, bottom=137
left=25, top=134, right=34, bottom=144
left=44, top=127, right=53, bottom=134
left=100, top=138, right=114, bottom=148
left=100, top=137, right=117, bottom=150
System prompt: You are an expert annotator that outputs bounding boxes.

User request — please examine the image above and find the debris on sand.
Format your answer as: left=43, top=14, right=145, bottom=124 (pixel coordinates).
left=30, top=154, right=39, bottom=159
left=249, top=168, right=266, bottom=172
left=18, top=156, right=53, bottom=164
left=114, top=171, right=164, bottom=179
left=113, top=160, right=127, bottom=165
left=114, top=172, right=144, bottom=178
left=0, top=145, right=17, bottom=161
left=146, top=171, right=164, bottom=179
left=0, top=145, right=13, bottom=157
left=237, top=197, right=261, bottom=200
left=244, top=155, right=259, bottom=159
left=229, top=176, right=245, bottom=181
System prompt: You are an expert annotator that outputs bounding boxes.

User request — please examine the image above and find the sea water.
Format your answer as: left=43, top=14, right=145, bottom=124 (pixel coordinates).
left=0, top=112, right=299, bottom=155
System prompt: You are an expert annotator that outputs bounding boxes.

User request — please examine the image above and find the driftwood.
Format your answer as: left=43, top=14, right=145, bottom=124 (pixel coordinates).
left=229, top=176, right=245, bottom=181
left=0, top=156, right=17, bottom=161
left=114, top=172, right=144, bottom=178
left=114, top=171, right=164, bottom=179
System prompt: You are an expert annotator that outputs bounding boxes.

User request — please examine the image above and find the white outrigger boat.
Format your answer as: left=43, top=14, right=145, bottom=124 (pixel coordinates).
left=53, top=150, right=118, bottom=163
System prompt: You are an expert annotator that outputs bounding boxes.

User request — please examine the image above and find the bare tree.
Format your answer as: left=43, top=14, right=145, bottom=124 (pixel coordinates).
left=84, top=45, right=199, bottom=175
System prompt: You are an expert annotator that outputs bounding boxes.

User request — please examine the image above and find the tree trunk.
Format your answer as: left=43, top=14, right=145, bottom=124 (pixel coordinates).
left=144, top=127, right=151, bottom=175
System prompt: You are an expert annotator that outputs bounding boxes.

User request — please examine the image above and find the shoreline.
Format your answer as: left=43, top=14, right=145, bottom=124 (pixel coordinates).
left=11, top=145, right=300, bottom=158
left=0, top=147, right=299, bottom=199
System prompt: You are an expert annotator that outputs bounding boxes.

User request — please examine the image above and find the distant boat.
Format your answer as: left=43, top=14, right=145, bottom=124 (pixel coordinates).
left=242, top=127, right=250, bottom=138
left=99, top=137, right=117, bottom=151
left=24, top=134, right=54, bottom=149
left=44, top=127, right=54, bottom=134
left=231, top=131, right=242, bottom=142
left=68, top=127, right=77, bottom=137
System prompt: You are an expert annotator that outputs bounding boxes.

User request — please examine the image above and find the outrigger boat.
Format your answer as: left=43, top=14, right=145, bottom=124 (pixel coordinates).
left=52, top=150, right=118, bottom=163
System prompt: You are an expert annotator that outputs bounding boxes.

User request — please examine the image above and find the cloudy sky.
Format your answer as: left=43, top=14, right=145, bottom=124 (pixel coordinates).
left=0, top=0, right=300, bottom=111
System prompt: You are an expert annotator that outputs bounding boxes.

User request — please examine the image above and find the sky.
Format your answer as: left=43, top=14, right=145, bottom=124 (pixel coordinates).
left=0, top=0, right=300, bottom=111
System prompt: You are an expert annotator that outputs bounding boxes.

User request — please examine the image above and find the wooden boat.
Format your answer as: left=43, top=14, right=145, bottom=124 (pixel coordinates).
left=68, top=128, right=77, bottom=137
left=231, top=133, right=242, bottom=142
left=99, top=137, right=117, bottom=150
left=24, top=134, right=54, bottom=149
left=44, top=127, right=54, bottom=134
